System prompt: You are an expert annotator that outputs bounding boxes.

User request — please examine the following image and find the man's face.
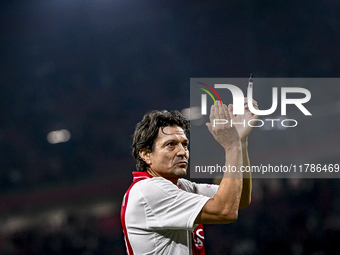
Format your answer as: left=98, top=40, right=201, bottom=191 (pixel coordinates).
left=145, top=125, right=189, bottom=183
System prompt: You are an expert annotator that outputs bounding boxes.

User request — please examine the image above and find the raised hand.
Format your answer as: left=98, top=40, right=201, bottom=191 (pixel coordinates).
left=206, top=102, right=241, bottom=150
left=228, top=98, right=259, bottom=141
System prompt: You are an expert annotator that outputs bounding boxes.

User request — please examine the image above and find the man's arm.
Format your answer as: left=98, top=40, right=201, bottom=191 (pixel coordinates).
left=194, top=102, right=243, bottom=225
left=210, top=141, right=252, bottom=209
left=230, top=98, right=259, bottom=209
left=239, top=139, right=251, bottom=208
left=204, top=140, right=251, bottom=209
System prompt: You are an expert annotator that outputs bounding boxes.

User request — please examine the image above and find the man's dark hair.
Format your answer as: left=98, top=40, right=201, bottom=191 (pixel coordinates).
left=132, top=110, right=190, bottom=172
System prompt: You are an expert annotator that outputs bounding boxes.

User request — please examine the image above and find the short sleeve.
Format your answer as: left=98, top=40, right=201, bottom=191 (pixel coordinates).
left=194, top=183, right=219, bottom=198
left=177, top=179, right=219, bottom=198
left=136, top=178, right=210, bottom=231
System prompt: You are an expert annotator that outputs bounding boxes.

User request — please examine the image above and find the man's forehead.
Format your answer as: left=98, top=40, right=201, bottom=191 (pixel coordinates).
left=157, top=126, right=187, bottom=140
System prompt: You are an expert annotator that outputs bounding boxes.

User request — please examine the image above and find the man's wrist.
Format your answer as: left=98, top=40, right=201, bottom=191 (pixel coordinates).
left=223, top=141, right=242, bottom=152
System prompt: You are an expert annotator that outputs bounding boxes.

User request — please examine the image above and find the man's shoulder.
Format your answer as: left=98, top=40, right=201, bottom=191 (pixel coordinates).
left=133, top=177, right=179, bottom=196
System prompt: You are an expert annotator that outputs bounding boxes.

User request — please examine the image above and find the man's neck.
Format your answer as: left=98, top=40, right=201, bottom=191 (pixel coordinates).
left=146, top=169, right=179, bottom=185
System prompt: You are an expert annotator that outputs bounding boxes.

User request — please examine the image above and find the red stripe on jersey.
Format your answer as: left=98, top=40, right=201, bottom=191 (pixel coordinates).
left=192, top=224, right=206, bottom=255
left=120, top=172, right=153, bottom=255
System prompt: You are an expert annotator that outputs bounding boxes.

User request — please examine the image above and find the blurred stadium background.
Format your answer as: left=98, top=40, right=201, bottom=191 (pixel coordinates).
left=1, top=0, right=340, bottom=254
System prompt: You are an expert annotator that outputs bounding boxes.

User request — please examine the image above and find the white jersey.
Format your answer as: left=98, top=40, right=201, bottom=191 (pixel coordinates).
left=121, top=172, right=219, bottom=255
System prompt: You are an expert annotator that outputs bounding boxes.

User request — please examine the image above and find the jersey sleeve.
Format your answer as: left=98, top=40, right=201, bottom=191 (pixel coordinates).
left=136, top=177, right=210, bottom=231
left=177, top=178, right=219, bottom=198
left=194, top=183, right=219, bottom=198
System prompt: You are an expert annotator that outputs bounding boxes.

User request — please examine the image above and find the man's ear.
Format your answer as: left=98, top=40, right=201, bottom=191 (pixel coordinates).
left=139, top=149, right=152, bottom=165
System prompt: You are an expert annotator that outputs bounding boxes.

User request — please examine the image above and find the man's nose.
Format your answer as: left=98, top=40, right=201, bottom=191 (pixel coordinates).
left=176, top=144, right=188, bottom=157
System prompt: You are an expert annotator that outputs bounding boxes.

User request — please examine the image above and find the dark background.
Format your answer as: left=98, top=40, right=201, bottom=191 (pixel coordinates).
left=1, top=0, right=339, bottom=254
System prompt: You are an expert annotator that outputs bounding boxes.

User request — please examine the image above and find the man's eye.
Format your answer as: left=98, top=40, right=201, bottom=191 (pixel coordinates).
left=167, top=142, right=174, bottom=147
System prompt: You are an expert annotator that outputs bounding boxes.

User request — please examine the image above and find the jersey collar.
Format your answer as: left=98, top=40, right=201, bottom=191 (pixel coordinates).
left=132, top=171, right=153, bottom=181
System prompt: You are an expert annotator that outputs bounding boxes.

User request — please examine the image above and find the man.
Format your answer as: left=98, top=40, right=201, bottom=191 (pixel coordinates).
left=121, top=99, right=259, bottom=254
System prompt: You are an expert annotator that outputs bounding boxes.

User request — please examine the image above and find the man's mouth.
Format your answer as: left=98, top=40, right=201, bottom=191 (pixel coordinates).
left=175, top=160, right=188, bottom=166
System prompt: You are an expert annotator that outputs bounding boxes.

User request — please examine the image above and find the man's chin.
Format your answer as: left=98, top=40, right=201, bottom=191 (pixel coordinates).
left=174, top=167, right=187, bottom=177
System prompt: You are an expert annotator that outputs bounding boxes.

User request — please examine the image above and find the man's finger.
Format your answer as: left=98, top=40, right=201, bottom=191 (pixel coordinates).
left=209, top=103, right=216, bottom=124
left=252, top=99, right=259, bottom=110
left=228, top=104, right=235, bottom=118
left=218, top=102, right=226, bottom=120
left=252, top=99, right=258, bottom=106
left=222, top=103, right=231, bottom=121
